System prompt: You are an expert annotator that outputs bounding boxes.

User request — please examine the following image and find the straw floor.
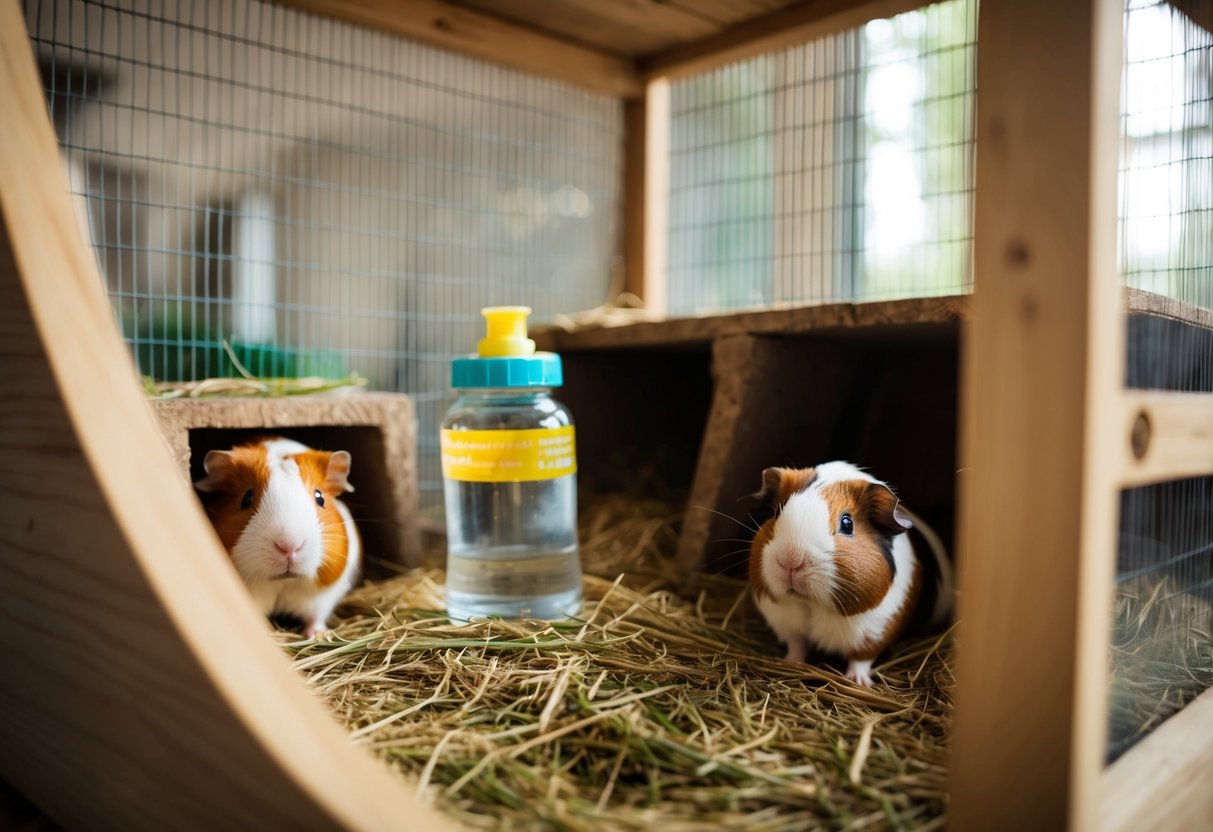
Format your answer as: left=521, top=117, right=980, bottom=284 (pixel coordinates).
left=280, top=496, right=954, bottom=831
left=1107, top=575, right=1213, bottom=762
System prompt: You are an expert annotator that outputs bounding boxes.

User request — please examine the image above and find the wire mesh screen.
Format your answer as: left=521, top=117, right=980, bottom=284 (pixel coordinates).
left=24, top=0, right=622, bottom=512
left=1111, top=0, right=1213, bottom=762
left=665, top=0, right=977, bottom=315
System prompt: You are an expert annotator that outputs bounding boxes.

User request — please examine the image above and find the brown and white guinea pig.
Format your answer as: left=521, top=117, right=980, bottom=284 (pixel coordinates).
left=193, top=436, right=361, bottom=638
left=748, top=461, right=953, bottom=686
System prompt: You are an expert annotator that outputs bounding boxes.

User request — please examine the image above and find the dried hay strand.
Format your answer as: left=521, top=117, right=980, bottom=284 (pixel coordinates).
left=281, top=495, right=954, bottom=830
left=1108, top=575, right=1213, bottom=762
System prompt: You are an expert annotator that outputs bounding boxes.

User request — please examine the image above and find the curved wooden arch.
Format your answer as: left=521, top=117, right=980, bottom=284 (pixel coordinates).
left=0, top=7, right=451, bottom=830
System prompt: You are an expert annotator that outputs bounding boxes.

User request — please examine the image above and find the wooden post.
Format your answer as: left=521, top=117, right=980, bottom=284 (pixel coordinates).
left=622, top=96, right=647, bottom=303
left=949, top=0, right=1124, bottom=829
left=642, top=79, right=670, bottom=317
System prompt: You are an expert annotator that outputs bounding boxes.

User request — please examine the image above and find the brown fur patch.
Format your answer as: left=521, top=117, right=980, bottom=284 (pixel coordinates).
left=202, top=444, right=270, bottom=556
left=849, top=559, right=923, bottom=661
left=818, top=480, right=896, bottom=615
left=748, top=518, right=777, bottom=602
left=289, top=450, right=350, bottom=589
left=756, top=467, right=818, bottom=507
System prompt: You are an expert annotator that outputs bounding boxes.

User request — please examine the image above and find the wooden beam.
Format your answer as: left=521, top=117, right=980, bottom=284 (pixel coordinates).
left=277, top=0, right=642, bottom=96
left=949, top=0, right=1124, bottom=830
left=643, top=78, right=670, bottom=315
left=1168, top=0, right=1213, bottom=36
left=641, top=0, right=927, bottom=81
left=535, top=295, right=965, bottom=352
left=623, top=96, right=647, bottom=302
left=1101, top=685, right=1213, bottom=832
left=1117, top=391, right=1213, bottom=488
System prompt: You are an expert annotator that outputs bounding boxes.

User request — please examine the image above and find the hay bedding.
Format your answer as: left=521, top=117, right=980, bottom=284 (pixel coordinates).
left=280, top=496, right=955, bottom=831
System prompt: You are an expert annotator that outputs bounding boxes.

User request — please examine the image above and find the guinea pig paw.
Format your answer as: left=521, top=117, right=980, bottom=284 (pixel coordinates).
left=303, top=623, right=330, bottom=640
left=845, top=660, right=874, bottom=687
left=783, top=640, right=807, bottom=664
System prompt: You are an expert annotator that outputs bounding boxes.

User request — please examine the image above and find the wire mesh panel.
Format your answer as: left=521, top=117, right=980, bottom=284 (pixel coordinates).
left=1111, top=0, right=1213, bottom=762
left=665, top=0, right=977, bottom=315
left=24, top=0, right=622, bottom=512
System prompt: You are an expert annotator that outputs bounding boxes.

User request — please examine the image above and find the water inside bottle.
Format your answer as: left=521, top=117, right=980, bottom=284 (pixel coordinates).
left=444, top=474, right=582, bottom=620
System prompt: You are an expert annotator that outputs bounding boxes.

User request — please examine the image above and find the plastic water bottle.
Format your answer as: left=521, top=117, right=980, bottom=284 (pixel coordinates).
left=440, top=306, right=582, bottom=620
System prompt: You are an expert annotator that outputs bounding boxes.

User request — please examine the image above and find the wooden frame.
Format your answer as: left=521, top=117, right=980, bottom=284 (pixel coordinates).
left=952, top=0, right=1213, bottom=830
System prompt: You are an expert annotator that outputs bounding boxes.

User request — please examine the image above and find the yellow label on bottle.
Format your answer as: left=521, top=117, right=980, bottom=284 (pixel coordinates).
left=441, top=426, right=577, bottom=483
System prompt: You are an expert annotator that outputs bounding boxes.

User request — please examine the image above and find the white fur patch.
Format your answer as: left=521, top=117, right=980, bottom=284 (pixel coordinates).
left=233, top=439, right=324, bottom=589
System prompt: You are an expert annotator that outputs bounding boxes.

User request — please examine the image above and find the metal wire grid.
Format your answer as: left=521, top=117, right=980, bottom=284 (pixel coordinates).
left=24, top=0, right=622, bottom=511
left=1111, top=0, right=1213, bottom=762
left=664, top=0, right=977, bottom=315
left=1120, top=0, right=1213, bottom=307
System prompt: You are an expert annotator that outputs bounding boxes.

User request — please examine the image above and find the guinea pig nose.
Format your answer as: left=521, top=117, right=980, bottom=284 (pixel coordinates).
left=776, top=552, right=806, bottom=570
left=274, top=537, right=303, bottom=557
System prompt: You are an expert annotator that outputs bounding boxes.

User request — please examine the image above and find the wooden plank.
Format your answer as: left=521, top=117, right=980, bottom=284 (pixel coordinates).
left=644, top=78, right=671, bottom=314
left=0, top=6, right=453, bottom=830
left=1101, top=684, right=1213, bottom=832
left=641, top=0, right=928, bottom=81
left=1168, top=0, right=1213, bottom=35
left=623, top=96, right=648, bottom=301
left=277, top=0, right=642, bottom=96
left=1117, top=391, right=1213, bottom=487
left=450, top=0, right=722, bottom=57
left=535, top=295, right=967, bottom=351
left=665, top=0, right=795, bottom=27
left=1126, top=286, right=1213, bottom=330
left=536, top=288, right=1210, bottom=354
left=948, top=0, right=1124, bottom=830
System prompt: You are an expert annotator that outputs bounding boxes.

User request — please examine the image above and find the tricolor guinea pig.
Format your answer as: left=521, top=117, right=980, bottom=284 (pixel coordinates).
left=748, top=461, right=953, bottom=686
left=193, top=436, right=361, bottom=638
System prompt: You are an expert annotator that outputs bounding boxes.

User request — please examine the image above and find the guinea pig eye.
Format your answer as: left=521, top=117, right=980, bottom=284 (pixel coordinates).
left=240, top=489, right=254, bottom=510
left=314, top=489, right=325, bottom=508
left=838, top=513, right=854, bottom=535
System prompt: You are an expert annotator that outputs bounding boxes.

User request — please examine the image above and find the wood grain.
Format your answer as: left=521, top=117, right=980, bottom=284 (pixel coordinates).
left=948, top=1, right=1124, bottom=830
left=0, top=6, right=453, bottom=830
left=1167, top=0, right=1213, bottom=35
left=535, top=289, right=1210, bottom=353
left=1117, top=390, right=1213, bottom=487
left=1101, top=684, right=1213, bottom=832
left=641, top=0, right=928, bottom=81
left=277, top=0, right=642, bottom=96
left=448, top=0, right=721, bottom=58
left=535, top=295, right=967, bottom=351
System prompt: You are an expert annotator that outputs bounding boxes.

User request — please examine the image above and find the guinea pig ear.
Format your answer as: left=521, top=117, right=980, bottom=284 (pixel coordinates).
left=325, top=450, right=355, bottom=493
left=194, top=450, right=234, bottom=492
left=752, top=467, right=817, bottom=506
left=864, top=482, right=913, bottom=536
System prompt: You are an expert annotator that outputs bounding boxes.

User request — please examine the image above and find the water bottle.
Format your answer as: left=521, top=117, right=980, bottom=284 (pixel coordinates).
left=440, top=306, right=582, bottom=620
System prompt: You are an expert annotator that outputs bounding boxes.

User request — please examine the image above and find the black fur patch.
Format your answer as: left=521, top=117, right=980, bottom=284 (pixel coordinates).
left=876, top=535, right=896, bottom=578
left=795, top=470, right=819, bottom=495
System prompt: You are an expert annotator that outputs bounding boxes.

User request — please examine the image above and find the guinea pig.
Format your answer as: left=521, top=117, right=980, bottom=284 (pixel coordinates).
left=748, top=461, right=953, bottom=686
left=193, top=436, right=361, bottom=638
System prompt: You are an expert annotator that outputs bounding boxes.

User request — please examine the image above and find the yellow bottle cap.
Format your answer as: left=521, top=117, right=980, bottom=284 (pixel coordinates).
left=478, top=306, right=536, bottom=358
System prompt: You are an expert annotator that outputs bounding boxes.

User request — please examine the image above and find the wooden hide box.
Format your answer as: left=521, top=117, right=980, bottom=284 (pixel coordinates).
left=152, top=392, right=421, bottom=569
